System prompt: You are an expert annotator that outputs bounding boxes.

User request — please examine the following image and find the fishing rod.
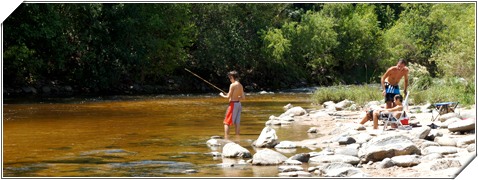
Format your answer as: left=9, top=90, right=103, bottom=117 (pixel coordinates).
left=184, top=68, right=227, bottom=94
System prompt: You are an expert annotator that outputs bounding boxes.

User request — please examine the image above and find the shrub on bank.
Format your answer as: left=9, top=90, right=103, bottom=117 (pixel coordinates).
left=311, top=85, right=382, bottom=106
left=312, top=77, right=475, bottom=107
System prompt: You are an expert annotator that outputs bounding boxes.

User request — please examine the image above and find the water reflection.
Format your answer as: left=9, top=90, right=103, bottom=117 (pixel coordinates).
left=3, top=93, right=316, bottom=177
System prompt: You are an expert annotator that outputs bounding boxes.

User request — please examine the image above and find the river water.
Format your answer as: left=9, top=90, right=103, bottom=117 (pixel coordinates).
left=3, top=92, right=320, bottom=177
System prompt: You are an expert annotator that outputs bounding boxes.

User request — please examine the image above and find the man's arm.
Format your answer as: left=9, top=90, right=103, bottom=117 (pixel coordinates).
left=381, top=68, right=392, bottom=92
left=403, top=69, right=409, bottom=95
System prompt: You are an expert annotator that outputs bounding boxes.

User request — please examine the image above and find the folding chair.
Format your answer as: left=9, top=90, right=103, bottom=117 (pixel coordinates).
left=382, top=111, right=404, bottom=130
left=429, top=102, right=459, bottom=129
left=430, top=102, right=459, bottom=121
left=381, top=91, right=410, bottom=131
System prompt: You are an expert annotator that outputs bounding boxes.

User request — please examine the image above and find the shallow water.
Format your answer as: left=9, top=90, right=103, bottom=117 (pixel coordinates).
left=3, top=93, right=319, bottom=177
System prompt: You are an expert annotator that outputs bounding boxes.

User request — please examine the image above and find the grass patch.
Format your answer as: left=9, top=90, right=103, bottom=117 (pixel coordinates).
left=311, top=84, right=382, bottom=106
left=410, top=78, right=475, bottom=107
left=312, top=77, right=475, bottom=107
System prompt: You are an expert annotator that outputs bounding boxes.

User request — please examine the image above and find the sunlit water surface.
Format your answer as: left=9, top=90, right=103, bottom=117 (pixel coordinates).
left=3, top=93, right=319, bottom=177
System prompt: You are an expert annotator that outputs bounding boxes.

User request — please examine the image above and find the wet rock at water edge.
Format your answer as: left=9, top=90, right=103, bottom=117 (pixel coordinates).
left=222, top=142, right=252, bottom=158
left=278, top=172, right=298, bottom=177
left=278, top=165, right=304, bottom=172
left=283, top=103, right=293, bottom=111
left=307, top=127, right=318, bottom=133
left=288, top=153, right=310, bottom=163
left=280, top=107, right=306, bottom=117
left=275, top=141, right=297, bottom=149
left=252, top=126, right=279, bottom=148
left=309, top=155, right=360, bottom=165
left=252, top=148, right=287, bottom=165
left=284, top=159, right=303, bottom=165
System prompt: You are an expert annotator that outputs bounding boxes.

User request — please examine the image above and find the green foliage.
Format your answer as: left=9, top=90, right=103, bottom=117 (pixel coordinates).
left=3, top=3, right=475, bottom=96
left=411, top=77, right=475, bottom=106
left=428, top=4, right=475, bottom=80
left=407, top=62, right=432, bottom=91
left=4, top=3, right=194, bottom=91
left=311, top=85, right=383, bottom=106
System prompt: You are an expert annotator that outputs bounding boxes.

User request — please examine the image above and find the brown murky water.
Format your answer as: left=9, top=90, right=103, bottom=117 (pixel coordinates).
left=3, top=93, right=319, bottom=177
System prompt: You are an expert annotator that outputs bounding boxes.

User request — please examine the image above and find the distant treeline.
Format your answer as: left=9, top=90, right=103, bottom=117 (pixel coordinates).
left=3, top=3, right=475, bottom=95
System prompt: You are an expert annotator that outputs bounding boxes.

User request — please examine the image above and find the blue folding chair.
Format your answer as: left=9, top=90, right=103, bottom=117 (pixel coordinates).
left=429, top=102, right=459, bottom=128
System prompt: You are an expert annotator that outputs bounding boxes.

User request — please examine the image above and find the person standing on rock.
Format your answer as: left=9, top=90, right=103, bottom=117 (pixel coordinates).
left=381, top=59, right=409, bottom=109
left=220, top=71, right=245, bottom=139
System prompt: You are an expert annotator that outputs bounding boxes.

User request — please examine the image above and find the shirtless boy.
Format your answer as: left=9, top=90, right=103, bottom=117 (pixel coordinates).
left=381, top=59, right=409, bottom=108
left=220, top=71, right=245, bottom=138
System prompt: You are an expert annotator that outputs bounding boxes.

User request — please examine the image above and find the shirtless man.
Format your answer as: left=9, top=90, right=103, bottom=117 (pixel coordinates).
left=220, top=71, right=245, bottom=138
left=381, top=59, right=409, bottom=108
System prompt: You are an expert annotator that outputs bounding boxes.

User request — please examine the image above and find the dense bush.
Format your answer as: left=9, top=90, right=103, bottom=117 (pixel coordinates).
left=3, top=3, right=475, bottom=101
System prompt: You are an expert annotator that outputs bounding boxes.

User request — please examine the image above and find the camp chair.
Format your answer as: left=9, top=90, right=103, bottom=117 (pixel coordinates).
left=429, top=102, right=459, bottom=128
left=381, top=91, right=410, bottom=131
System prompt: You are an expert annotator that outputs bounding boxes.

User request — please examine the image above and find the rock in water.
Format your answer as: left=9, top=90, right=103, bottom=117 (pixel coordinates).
left=253, top=126, right=279, bottom=148
left=252, top=148, right=288, bottom=165
left=222, top=142, right=252, bottom=158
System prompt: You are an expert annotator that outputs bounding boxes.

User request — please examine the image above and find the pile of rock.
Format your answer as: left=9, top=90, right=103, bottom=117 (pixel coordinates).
left=204, top=102, right=476, bottom=177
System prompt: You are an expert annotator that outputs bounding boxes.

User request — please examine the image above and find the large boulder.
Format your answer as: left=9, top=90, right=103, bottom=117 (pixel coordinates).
left=409, top=126, right=431, bottom=139
left=422, top=146, right=460, bottom=155
left=391, top=155, right=421, bottom=167
left=280, top=107, right=307, bottom=117
left=222, top=142, right=252, bottom=158
left=334, top=147, right=359, bottom=157
left=439, top=117, right=461, bottom=129
left=434, top=137, right=457, bottom=147
left=309, top=155, right=360, bottom=165
left=455, top=135, right=476, bottom=147
left=253, top=127, right=279, bottom=148
left=317, top=163, right=362, bottom=177
left=335, top=99, right=353, bottom=111
left=448, top=119, right=475, bottom=132
left=358, top=134, right=420, bottom=162
left=252, top=148, right=288, bottom=165
left=438, top=113, right=460, bottom=122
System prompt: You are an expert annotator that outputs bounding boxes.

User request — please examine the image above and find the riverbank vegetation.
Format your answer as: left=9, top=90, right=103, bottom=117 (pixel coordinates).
left=3, top=3, right=475, bottom=104
left=312, top=62, right=475, bottom=106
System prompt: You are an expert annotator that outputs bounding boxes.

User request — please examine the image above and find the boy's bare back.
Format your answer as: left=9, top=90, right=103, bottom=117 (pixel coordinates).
left=229, top=81, right=244, bottom=102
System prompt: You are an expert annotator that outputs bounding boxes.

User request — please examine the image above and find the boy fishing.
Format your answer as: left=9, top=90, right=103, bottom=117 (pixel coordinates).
left=219, top=71, right=245, bottom=139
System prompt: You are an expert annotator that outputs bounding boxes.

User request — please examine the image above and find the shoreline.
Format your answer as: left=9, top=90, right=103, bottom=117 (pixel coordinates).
left=211, top=101, right=476, bottom=177
left=274, top=102, right=476, bottom=177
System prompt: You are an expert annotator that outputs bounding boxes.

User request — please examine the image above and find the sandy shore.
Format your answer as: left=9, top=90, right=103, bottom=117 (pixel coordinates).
left=280, top=104, right=476, bottom=178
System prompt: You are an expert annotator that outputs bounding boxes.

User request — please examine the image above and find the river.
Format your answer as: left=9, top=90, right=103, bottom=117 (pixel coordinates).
left=2, top=92, right=320, bottom=177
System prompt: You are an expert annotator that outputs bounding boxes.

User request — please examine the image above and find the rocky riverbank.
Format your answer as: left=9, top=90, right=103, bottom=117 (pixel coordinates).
left=206, top=100, right=476, bottom=177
